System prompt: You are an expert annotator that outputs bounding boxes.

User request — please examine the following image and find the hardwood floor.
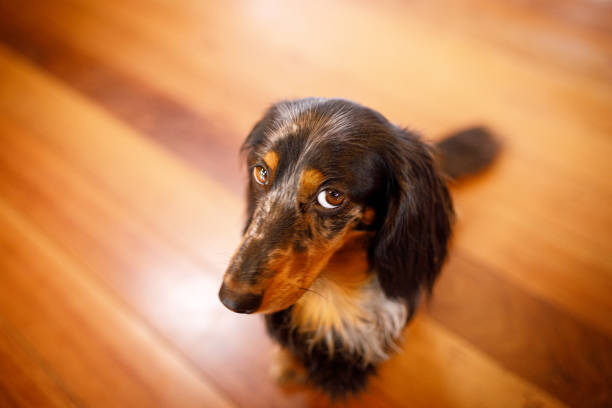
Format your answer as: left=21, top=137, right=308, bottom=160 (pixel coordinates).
left=0, top=1, right=610, bottom=407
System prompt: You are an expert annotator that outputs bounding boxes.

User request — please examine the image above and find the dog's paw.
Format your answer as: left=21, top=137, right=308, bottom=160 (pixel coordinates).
left=270, top=347, right=307, bottom=387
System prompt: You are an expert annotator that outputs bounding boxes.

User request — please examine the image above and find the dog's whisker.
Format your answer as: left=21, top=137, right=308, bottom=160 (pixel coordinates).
left=297, top=286, right=325, bottom=299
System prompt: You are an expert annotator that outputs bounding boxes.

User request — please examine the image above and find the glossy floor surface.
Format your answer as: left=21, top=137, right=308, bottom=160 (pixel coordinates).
left=0, top=0, right=611, bottom=407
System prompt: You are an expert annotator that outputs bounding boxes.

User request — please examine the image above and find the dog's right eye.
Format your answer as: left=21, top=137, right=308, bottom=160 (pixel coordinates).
left=253, top=166, right=269, bottom=185
left=317, top=189, right=344, bottom=209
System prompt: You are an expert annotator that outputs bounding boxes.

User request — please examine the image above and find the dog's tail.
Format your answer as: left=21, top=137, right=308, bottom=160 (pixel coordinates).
left=434, top=126, right=501, bottom=180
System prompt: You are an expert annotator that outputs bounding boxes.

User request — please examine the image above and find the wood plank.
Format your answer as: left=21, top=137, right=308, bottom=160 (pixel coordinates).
left=3, top=0, right=612, bottom=139
left=372, top=317, right=566, bottom=408
left=379, top=0, right=612, bottom=82
left=0, top=320, right=80, bottom=408
left=429, top=253, right=612, bottom=407
left=0, top=199, right=235, bottom=408
left=0, top=4, right=243, bottom=191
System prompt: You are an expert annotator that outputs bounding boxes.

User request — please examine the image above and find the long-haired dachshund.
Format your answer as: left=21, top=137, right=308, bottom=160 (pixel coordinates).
left=219, top=98, right=499, bottom=398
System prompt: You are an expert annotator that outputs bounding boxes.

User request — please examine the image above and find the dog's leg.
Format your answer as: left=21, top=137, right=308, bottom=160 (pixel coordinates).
left=270, top=346, right=308, bottom=386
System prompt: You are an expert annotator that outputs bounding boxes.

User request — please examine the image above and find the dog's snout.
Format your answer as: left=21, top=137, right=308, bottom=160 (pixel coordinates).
left=218, top=283, right=263, bottom=314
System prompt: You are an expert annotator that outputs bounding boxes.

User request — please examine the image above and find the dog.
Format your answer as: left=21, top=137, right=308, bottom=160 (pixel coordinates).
left=218, top=98, right=499, bottom=398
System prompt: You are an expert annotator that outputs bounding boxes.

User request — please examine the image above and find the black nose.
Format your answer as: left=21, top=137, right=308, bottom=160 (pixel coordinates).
left=218, top=283, right=263, bottom=314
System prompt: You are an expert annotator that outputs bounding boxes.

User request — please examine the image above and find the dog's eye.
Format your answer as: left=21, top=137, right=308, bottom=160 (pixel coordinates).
left=317, top=189, right=344, bottom=209
left=253, top=166, right=269, bottom=185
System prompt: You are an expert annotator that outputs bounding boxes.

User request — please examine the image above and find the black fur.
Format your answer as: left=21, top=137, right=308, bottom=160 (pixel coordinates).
left=265, top=308, right=376, bottom=398
left=370, top=128, right=454, bottom=302
left=436, top=126, right=501, bottom=180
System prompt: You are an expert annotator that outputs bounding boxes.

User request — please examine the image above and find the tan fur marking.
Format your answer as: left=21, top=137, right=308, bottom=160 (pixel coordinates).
left=263, top=150, right=279, bottom=173
left=258, top=250, right=306, bottom=313
left=361, top=207, right=376, bottom=226
left=293, top=276, right=371, bottom=334
left=292, top=230, right=374, bottom=332
left=320, top=230, right=374, bottom=285
left=256, top=219, right=359, bottom=314
left=298, top=169, right=325, bottom=202
left=270, top=347, right=307, bottom=387
left=257, top=245, right=338, bottom=313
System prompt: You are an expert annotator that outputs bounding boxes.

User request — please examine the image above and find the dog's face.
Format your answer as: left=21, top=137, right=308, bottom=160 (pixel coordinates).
left=219, top=98, right=453, bottom=314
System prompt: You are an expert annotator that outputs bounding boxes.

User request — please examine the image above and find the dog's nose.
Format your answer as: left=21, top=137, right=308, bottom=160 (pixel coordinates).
left=218, top=283, right=263, bottom=314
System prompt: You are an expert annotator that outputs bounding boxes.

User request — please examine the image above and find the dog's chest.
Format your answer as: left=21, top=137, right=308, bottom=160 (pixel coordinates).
left=280, top=275, right=408, bottom=365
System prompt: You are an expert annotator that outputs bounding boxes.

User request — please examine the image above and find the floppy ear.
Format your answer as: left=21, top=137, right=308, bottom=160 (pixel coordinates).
left=371, top=131, right=454, bottom=305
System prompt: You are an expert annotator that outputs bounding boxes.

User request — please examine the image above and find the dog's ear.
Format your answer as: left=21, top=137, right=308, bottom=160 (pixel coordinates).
left=371, top=131, right=454, bottom=304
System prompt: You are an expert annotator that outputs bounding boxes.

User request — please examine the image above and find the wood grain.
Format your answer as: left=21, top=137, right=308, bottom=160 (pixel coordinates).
left=0, top=190, right=235, bottom=408
left=429, top=253, right=612, bottom=407
left=372, top=317, right=565, bottom=408
left=0, top=321, right=79, bottom=408
left=0, top=0, right=610, bottom=406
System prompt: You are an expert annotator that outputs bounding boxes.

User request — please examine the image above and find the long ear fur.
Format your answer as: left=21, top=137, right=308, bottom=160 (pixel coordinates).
left=372, top=129, right=454, bottom=304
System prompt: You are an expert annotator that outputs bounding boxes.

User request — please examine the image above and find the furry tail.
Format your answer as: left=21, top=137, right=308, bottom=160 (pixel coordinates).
left=435, top=126, right=501, bottom=180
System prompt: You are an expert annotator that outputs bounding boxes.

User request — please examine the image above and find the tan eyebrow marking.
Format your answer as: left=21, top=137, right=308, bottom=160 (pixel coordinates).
left=298, top=169, right=325, bottom=202
left=361, top=207, right=376, bottom=225
left=263, top=150, right=279, bottom=173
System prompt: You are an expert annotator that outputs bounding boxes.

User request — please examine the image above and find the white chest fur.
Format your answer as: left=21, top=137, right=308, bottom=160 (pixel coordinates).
left=290, top=274, right=408, bottom=366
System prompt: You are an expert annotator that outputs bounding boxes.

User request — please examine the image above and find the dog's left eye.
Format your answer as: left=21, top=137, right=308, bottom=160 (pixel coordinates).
left=317, top=189, right=344, bottom=209
left=253, top=166, right=269, bottom=185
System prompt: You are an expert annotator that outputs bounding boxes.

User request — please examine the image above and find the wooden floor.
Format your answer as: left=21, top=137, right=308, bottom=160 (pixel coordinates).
left=0, top=0, right=611, bottom=407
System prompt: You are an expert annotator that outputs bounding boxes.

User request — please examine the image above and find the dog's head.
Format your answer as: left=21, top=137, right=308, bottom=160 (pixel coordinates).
left=219, top=98, right=453, bottom=314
